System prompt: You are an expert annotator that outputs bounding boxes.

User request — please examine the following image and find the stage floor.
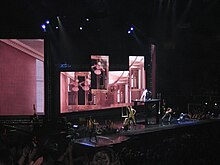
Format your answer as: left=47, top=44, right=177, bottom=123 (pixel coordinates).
left=75, top=118, right=214, bottom=148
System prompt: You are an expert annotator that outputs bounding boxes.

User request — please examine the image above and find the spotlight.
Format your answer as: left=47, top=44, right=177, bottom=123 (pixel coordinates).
left=55, top=26, right=59, bottom=29
left=86, top=18, right=89, bottom=22
left=41, top=24, right=46, bottom=29
left=205, top=102, right=208, bottom=105
left=46, top=20, right=50, bottom=24
left=79, top=27, right=83, bottom=30
left=41, top=24, right=46, bottom=32
left=128, top=30, right=131, bottom=34
left=130, top=27, right=134, bottom=31
left=215, top=103, right=217, bottom=106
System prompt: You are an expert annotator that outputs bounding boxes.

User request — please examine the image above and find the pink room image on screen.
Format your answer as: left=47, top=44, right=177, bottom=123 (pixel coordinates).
left=60, top=55, right=146, bottom=113
left=0, top=39, right=44, bottom=116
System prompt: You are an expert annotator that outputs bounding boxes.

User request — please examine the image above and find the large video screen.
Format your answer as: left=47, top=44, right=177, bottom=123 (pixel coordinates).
left=60, top=55, right=146, bottom=113
left=0, top=39, right=44, bottom=115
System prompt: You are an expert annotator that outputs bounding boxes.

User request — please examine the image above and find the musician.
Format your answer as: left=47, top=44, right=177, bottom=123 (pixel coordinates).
left=140, top=89, right=152, bottom=100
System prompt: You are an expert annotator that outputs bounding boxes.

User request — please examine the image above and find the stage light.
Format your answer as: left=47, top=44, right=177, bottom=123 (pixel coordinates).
left=205, top=102, right=208, bottom=105
left=128, top=30, right=131, bottom=34
left=55, top=26, right=59, bottom=29
left=130, top=27, right=134, bottom=31
left=86, top=18, right=89, bottom=21
left=79, top=27, right=83, bottom=30
left=41, top=24, right=46, bottom=29
left=41, top=24, right=46, bottom=32
left=215, top=103, right=217, bottom=106
left=46, top=20, right=50, bottom=24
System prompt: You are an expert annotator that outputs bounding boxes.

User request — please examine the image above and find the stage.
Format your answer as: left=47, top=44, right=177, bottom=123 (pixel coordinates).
left=1, top=114, right=220, bottom=164
left=71, top=117, right=220, bottom=164
left=74, top=118, right=212, bottom=148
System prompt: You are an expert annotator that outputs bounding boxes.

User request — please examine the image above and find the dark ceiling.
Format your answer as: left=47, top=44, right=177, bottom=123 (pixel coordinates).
left=1, top=0, right=220, bottom=100
left=1, top=0, right=219, bottom=39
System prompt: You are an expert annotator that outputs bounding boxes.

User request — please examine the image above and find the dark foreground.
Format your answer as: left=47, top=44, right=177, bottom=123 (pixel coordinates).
left=1, top=117, right=220, bottom=164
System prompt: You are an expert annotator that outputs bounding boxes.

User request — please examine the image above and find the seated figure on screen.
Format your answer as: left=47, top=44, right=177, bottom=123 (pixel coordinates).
left=140, top=89, right=152, bottom=101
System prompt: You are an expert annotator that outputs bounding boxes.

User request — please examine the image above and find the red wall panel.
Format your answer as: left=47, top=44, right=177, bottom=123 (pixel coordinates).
left=0, top=41, right=36, bottom=115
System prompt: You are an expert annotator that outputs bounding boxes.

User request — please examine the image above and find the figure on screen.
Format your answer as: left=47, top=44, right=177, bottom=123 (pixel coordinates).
left=140, top=89, right=152, bottom=100
left=79, top=78, right=91, bottom=91
left=91, top=61, right=105, bottom=75
left=70, top=79, right=79, bottom=92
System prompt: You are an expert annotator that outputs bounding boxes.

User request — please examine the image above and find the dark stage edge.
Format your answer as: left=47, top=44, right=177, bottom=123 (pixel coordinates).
left=74, top=118, right=219, bottom=148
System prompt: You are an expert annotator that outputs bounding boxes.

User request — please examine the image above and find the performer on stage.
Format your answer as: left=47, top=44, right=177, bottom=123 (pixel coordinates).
left=177, top=112, right=191, bottom=122
left=161, top=107, right=173, bottom=122
left=87, top=116, right=98, bottom=142
left=122, top=106, right=136, bottom=130
left=31, top=104, right=40, bottom=136
left=128, top=106, right=136, bottom=126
